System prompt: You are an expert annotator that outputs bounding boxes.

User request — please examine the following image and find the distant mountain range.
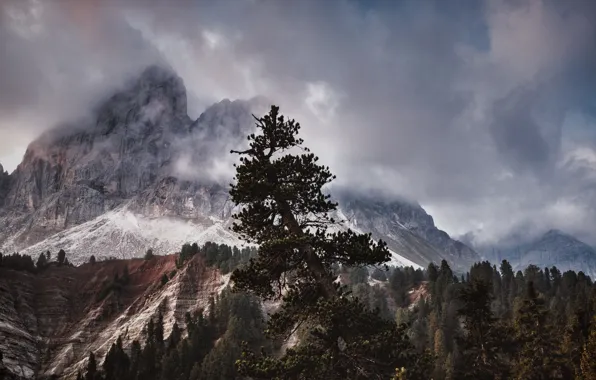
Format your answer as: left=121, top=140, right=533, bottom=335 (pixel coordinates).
left=474, top=229, right=596, bottom=278
left=0, top=64, right=592, bottom=275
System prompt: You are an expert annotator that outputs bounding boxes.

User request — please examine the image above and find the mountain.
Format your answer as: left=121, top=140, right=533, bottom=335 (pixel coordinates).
left=334, top=191, right=479, bottom=272
left=0, top=65, right=478, bottom=270
left=0, top=254, right=230, bottom=379
left=0, top=66, right=253, bottom=263
left=478, top=229, right=596, bottom=277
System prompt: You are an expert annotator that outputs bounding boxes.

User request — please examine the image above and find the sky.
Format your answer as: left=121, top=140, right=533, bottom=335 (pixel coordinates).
left=1, top=0, right=596, bottom=246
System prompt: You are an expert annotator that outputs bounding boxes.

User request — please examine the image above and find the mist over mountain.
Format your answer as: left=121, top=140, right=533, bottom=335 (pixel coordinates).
left=475, top=229, right=596, bottom=278
left=0, top=65, right=480, bottom=271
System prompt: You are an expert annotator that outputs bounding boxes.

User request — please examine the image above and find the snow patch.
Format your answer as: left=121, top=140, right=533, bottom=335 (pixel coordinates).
left=20, top=208, right=251, bottom=265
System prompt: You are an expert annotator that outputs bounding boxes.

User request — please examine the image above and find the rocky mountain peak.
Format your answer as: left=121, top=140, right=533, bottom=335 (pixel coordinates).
left=0, top=65, right=478, bottom=271
left=0, top=68, right=263, bottom=256
left=334, top=189, right=480, bottom=271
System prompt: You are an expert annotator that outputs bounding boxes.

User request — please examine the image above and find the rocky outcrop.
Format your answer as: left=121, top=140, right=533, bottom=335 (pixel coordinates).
left=0, top=254, right=228, bottom=380
left=0, top=164, right=10, bottom=207
left=0, top=63, right=478, bottom=270
left=335, top=190, right=480, bottom=271
left=0, top=65, right=257, bottom=256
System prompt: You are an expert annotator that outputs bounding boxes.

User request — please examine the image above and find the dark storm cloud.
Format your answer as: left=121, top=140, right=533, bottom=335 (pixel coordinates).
left=490, top=86, right=552, bottom=174
left=1, top=0, right=596, bottom=244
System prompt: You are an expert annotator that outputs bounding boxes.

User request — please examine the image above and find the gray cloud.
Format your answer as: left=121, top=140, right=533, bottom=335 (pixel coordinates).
left=1, top=0, right=596, bottom=245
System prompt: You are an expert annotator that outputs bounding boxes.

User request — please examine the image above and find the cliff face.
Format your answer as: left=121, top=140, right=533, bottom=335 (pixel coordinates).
left=0, top=255, right=229, bottom=380
left=0, top=66, right=257, bottom=260
left=335, top=191, right=479, bottom=272
left=0, top=63, right=478, bottom=270
left=0, top=164, right=10, bottom=207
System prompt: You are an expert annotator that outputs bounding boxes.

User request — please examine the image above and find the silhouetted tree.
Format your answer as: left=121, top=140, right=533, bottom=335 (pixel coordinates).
left=229, top=105, right=429, bottom=379
left=57, top=249, right=66, bottom=266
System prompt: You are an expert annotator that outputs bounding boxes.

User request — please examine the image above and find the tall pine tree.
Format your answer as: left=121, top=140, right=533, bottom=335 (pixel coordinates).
left=581, top=315, right=596, bottom=379
left=229, top=105, right=429, bottom=379
left=455, top=279, right=510, bottom=380
left=513, top=281, right=564, bottom=379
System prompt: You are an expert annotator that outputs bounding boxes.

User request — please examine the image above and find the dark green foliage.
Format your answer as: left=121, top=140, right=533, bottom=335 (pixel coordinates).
left=176, top=243, right=198, bottom=268
left=75, top=253, right=596, bottom=380
left=85, top=352, right=98, bottom=380
left=513, top=281, right=564, bottom=379
left=581, top=315, right=596, bottom=379
left=36, top=252, right=48, bottom=270
left=103, top=336, right=130, bottom=380
left=349, top=266, right=369, bottom=285
left=97, top=268, right=132, bottom=302
left=57, top=249, right=66, bottom=266
left=454, top=279, right=510, bottom=379
left=371, top=266, right=388, bottom=282
left=83, top=288, right=267, bottom=380
left=161, top=274, right=169, bottom=286
left=237, top=298, right=432, bottom=380
left=145, top=249, right=154, bottom=260
left=0, top=252, right=36, bottom=272
left=175, top=241, right=256, bottom=273
left=228, top=105, right=427, bottom=379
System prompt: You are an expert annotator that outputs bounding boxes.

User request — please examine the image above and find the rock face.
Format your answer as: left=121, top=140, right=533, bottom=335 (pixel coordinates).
left=0, top=64, right=478, bottom=270
left=335, top=191, right=479, bottom=271
left=0, top=66, right=257, bottom=260
left=481, top=230, right=596, bottom=277
left=0, top=255, right=229, bottom=380
left=0, top=164, right=10, bottom=207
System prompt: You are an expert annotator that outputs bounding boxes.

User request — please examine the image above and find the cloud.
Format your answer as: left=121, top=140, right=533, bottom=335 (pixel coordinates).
left=1, top=0, right=596, bottom=245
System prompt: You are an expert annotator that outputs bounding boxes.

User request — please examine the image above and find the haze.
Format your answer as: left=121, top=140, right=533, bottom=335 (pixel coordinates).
left=1, top=0, right=595, bottom=246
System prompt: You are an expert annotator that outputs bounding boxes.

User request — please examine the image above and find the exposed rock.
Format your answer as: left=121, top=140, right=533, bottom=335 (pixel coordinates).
left=335, top=190, right=480, bottom=271
left=0, top=163, right=10, bottom=207
left=0, top=64, right=478, bottom=271
left=0, top=254, right=228, bottom=380
left=0, top=66, right=255, bottom=255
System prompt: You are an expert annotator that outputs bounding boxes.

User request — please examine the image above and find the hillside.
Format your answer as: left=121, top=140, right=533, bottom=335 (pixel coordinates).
left=0, top=253, right=228, bottom=379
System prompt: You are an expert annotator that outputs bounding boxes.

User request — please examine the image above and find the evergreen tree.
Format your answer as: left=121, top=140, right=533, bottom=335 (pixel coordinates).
left=513, top=281, right=564, bottom=379
left=145, top=249, right=154, bottom=260
left=229, top=105, right=429, bottom=379
left=122, top=265, right=130, bottom=284
left=371, top=267, right=388, bottom=282
left=103, top=336, right=130, bottom=380
left=455, top=279, right=510, bottom=379
left=581, top=316, right=596, bottom=379
left=85, top=352, right=98, bottom=380
left=169, top=322, right=182, bottom=349
left=156, top=312, right=165, bottom=351
left=36, top=252, right=48, bottom=269
left=58, top=249, right=66, bottom=266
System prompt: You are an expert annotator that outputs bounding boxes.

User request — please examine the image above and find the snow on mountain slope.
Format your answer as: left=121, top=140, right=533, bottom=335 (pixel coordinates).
left=0, top=64, right=477, bottom=271
left=332, top=208, right=422, bottom=269
left=334, top=192, right=479, bottom=271
left=19, top=207, right=250, bottom=265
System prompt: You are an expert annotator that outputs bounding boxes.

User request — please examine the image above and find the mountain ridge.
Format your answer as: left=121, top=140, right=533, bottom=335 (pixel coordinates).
left=0, top=64, right=479, bottom=270
left=476, top=229, right=596, bottom=277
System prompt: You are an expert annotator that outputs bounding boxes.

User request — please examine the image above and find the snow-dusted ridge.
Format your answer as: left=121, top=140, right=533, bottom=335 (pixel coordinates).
left=19, top=207, right=250, bottom=265
left=0, top=64, right=478, bottom=271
